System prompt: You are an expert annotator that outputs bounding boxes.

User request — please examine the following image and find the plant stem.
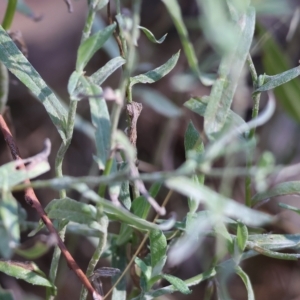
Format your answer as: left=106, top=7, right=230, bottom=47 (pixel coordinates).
left=2, top=0, right=17, bottom=30
left=245, top=54, right=261, bottom=207
left=80, top=214, right=108, bottom=300
left=48, top=1, right=98, bottom=297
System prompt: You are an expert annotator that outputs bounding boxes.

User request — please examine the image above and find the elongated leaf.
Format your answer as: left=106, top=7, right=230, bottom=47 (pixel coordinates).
left=76, top=23, right=116, bottom=71
left=204, top=7, right=255, bottom=138
left=74, top=184, right=158, bottom=231
left=132, top=268, right=216, bottom=299
left=248, top=234, right=300, bottom=251
left=255, top=66, right=300, bottom=93
left=0, top=26, right=67, bottom=141
left=161, top=0, right=208, bottom=84
left=138, top=26, right=167, bottom=44
left=150, top=230, right=167, bottom=277
left=251, top=181, right=300, bottom=206
left=129, top=51, right=180, bottom=92
left=0, top=260, right=53, bottom=288
left=184, top=121, right=205, bottom=213
left=0, top=62, right=8, bottom=113
left=235, top=266, right=255, bottom=300
left=162, top=275, right=191, bottom=295
left=0, top=160, right=49, bottom=190
left=89, top=56, right=126, bottom=86
left=134, top=87, right=182, bottom=117
left=97, top=0, right=109, bottom=10
left=16, top=0, right=41, bottom=21
left=165, top=177, right=272, bottom=227
left=80, top=77, right=110, bottom=169
left=67, top=70, right=81, bottom=96
left=45, top=197, right=97, bottom=225
left=185, top=97, right=248, bottom=137
left=236, top=222, right=248, bottom=253
left=0, top=192, right=19, bottom=258
left=258, top=24, right=300, bottom=122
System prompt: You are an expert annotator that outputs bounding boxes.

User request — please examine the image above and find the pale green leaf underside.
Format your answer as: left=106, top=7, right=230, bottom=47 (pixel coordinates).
left=235, top=266, right=255, bottom=300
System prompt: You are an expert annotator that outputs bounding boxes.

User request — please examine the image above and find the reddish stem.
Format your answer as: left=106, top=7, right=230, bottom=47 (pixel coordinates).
left=0, top=114, right=101, bottom=300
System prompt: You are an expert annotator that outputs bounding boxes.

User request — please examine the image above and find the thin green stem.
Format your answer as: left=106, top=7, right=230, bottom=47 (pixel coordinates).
left=245, top=54, right=262, bottom=207
left=48, top=2, right=97, bottom=297
left=80, top=215, right=108, bottom=300
left=2, top=0, right=17, bottom=30
left=0, top=62, right=9, bottom=113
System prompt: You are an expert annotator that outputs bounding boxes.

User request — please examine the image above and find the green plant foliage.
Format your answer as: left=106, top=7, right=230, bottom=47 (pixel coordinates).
left=138, top=26, right=167, bottom=44
left=76, top=23, right=116, bottom=72
left=2, top=1, right=300, bottom=299
left=251, top=181, right=300, bottom=206
left=0, top=26, right=68, bottom=141
left=0, top=260, right=54, bottom=288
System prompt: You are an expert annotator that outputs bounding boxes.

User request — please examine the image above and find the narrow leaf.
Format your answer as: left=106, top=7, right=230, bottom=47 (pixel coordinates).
left=0, top=192, right=19, bottom=258
left=129, top=51, right=180, bottom=88
left=161, top=0, right=207, bottom=84
left=236, top=221, right=248, bottom=252
left=89, top=56, right=126, bottom=86
left=150, top=230, right=167, bottom=277
left=0, top=260, right=53, bottom=288
left=251, top=181, right=300, bottom=206
left=45, top=198, right=97, bottom=225
left=162, top=274, right=191, bottom=295
left=258, top=24, right=300, bottom=122
left=248, top=234, right=300, bottom=251
left=184, top=121, right=205, bottom=213
left=255, top=66, right=300, bottom=93
left=138, top=26, right=167, bottom=44
left=76, top=23, right=116, bottom=71
left=0, top=26, right=67, bottom=141
left=133, top=268, right=216, bottom=299
left=165, top=177, right=273, bottom=227
left=185, top=97, right=248, bottom=137
left=81, top=78, right=110, bottom=169
left=235, top=266, right=255, bottom=300
left=204, top=7, right=255, bottom=138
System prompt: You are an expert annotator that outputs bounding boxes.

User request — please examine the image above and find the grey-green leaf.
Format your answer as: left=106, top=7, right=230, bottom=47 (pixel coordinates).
left=251, top=181, right=300, bottom=206
left=236, top=221, right=248, bottom=253
left=0, top=25, right=67, bottom=141
left=45, top=198, right=97, bottom=225
left=0, top=260, right=53, bottom=288
left=248, top=234, right=300, bottom=251
left=130, top=51, right=180, bottom=88
left=80, top=78, right=110, bottom=169
left=89, top=56, right=126, bottom=86
left=204, top=7, right=255, bottom=138
left=138, top=26, right=167, bottom=44
left=161, top=0, right=208, bottom=85
left=255, top=66, right=300, bottom=94
left=76, top=23, right=116, bottom=71
left=0, top=192, right=20, bottom=258
left=134, top=87, right=182, bottom=118
left=162, top=274, right=191, bottom=295
left=165, top=177, right=273, bottom=227
left=150, top=230, right=167, bottom=277
left=235, top=266, right=255, bottom=300
left=184, top=121, right=205, bottom=213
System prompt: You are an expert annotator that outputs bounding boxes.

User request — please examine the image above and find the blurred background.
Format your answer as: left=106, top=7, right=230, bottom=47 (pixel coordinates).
left=1, top=0, right=300, bottom=299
